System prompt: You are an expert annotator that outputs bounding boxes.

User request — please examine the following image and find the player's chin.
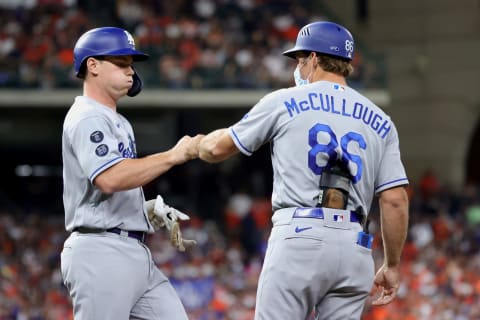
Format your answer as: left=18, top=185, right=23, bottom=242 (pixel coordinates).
left=113, top=87, right=130, bottom=99
left=119, top=84, right=132, bottom=95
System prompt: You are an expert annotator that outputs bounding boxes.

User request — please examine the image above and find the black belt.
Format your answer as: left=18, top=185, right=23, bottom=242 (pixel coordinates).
left=73, top=227, right=146, bottom=243
left=292, top=207, right=362, bottom=223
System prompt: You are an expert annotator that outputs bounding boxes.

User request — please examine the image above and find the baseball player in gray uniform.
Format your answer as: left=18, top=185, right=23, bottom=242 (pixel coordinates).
left=198, top=21, right=409, bottom=319
left=60, top=27, right=202, bottom=319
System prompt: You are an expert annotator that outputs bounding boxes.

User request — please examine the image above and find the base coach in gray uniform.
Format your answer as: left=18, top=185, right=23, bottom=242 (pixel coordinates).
left=60, top=27, right=202, bottom=319
left=198, top=21, right=409, bottom=319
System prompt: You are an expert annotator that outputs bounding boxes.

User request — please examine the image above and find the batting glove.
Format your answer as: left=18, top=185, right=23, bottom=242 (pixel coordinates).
left=145, top=198, right=164, bottom=231
left=150, top=195, right=197, bottom=251
left=170, top=221, right=197, bottom=252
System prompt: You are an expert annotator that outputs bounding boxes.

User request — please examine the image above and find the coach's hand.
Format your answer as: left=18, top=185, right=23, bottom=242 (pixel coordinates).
left=371, top=264, right=401, bottom=306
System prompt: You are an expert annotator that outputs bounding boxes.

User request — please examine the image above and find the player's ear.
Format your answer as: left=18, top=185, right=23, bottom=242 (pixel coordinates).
left=311, top=52, right=319, bottom=67
left=86, top=57, right=100, bottom=77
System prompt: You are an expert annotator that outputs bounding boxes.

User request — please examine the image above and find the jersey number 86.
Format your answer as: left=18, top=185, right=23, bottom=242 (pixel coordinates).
left=308, top=123, right=366, bottom=183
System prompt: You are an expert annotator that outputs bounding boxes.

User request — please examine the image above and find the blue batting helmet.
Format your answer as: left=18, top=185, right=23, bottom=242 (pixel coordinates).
left=283, top=21, right=354, bottom=61
left=73, top=27, right=149, bottom=96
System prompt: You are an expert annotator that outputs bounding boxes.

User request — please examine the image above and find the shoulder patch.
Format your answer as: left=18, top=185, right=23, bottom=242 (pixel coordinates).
left=90, top=131, right=104, bottom=143
left=95, top=144, right=109, bottom=157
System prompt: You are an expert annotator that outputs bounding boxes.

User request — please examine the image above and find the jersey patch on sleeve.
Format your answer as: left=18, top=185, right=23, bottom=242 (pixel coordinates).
left=95, top=144, right=109, bottom=157
left=90, top=130, right=104, bottom=143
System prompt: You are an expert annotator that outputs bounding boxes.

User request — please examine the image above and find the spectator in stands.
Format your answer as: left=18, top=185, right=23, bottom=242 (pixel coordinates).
left=0, top=1, right=385, bottom=90
left=2, top=175, right=480, bottom=319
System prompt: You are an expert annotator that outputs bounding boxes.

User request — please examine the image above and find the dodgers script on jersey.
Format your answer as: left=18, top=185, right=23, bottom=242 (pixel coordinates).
left=62, top=96, right=151, bottom=232
left=229, top=81, right=408, bottom=214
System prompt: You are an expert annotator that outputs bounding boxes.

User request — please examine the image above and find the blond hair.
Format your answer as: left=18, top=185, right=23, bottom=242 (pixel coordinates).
left=316, top=54, right=354, bottom=78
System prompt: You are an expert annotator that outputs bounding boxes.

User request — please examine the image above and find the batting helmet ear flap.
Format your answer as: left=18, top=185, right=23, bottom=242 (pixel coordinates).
left=127, top=67, right=143, bottom=97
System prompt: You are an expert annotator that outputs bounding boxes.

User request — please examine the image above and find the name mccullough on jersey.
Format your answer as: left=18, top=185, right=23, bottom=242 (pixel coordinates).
left=284, top=91, right=390, bottom=139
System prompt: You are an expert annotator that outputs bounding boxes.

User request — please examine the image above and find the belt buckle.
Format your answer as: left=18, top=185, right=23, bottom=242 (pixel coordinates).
left=322, top=208, right=352, bottom=229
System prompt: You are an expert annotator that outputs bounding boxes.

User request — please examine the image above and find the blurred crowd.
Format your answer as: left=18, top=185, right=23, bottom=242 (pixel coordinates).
left=4, top=1, right=477, bottom=319
left=0, top=0, right=384, bottom=90
left=2, top=166, right=480, bottom=319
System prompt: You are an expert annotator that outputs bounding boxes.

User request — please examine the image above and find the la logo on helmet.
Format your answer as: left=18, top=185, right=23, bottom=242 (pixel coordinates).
left=124, top=30, right=135, bottom=47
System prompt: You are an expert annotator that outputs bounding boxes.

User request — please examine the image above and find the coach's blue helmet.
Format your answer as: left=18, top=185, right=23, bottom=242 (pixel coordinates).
left=73, top=27, right=149, bottom=97
left=283, top=21, right=354, bottom=61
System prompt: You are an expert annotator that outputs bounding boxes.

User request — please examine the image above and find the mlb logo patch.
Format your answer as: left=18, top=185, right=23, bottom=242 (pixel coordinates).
left=334, top=214, right=344, bottom=222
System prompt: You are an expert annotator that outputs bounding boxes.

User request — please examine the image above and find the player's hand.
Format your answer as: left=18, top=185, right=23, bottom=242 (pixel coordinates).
left=153, top=195, right=190, bottom=230
left=171, top=134, right=205, bottom=164
left=145, top=199, right=164, bottom=231
left=152, top=195, right=197, bottom=251
left=370, top=264, right=401, bottom=306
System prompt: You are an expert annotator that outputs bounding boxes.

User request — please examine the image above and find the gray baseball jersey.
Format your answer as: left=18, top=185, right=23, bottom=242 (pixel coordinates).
left=62, top=96, right=152, bottom=232
left=230, top=80, right=408, bottom=319
left=61, top=96, right=188, bottom=320
left=230, top=81, right=408, bottom=215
